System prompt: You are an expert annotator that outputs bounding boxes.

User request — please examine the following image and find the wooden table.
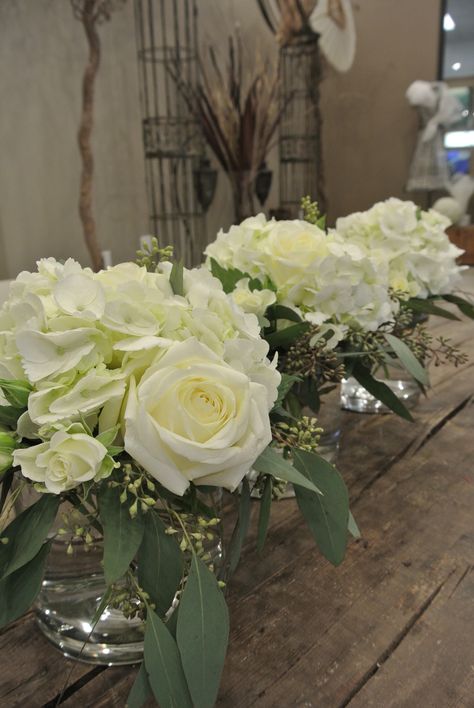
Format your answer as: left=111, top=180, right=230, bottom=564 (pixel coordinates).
left=2, top=272, right=474, bottom=708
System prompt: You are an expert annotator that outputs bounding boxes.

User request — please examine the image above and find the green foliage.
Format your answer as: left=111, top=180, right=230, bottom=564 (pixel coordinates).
left=253, top=445, right=321, bottom=494
left=225, top=477, right=251, bottom=578
left=405, top=297, right=460, bottom=321
left=293, top=450, right=349, bottom=566
left=169, top=261, right=185, bottom=297
left=0, top=405, right=25, bottom=428
left=0, top=379, right=32, bottom=409
left=144, top=608, right=193, bottom=708
left=126, top=663, right=152, bottom=708
left=348, top=511, right=361, bottom=539
left=441, top=293, right=474, bottom=320
left=137, top=510, right=184, bottom=617
left=177, top=553, right=229, bottom=708
left=351, top=361, right=414, bottom=422
left=135, top=236, right=173, bottom=272
left=257, top=476, right=272, bottom=554
left=265, top=322, right=310, bottom=350
left=99, top=485, right=145, bottom=585
left=209, top=258, right=248, bottom=294
left=0, top=495, right=59, bottom=580
left=384, top=333, right=429, bottom=386
left=0, top=541, right=51, bottom=628
left=266, top=304, right=302, bottom=323
left=273, top=373, right=301, bottom=410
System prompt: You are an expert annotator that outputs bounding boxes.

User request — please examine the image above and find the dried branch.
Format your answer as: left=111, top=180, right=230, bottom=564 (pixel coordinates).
left=72, top=0, right=126, bottom=271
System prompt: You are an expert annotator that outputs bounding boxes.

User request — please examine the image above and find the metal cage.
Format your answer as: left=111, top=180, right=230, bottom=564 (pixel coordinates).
left=279, top=34, right=326, bottom=216
left=134, top=0, right=206, bottom=265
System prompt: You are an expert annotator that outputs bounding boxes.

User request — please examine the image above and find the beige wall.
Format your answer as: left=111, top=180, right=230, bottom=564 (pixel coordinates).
left=322, top=0, right=442, bottom=222
left=0, top=0, right=442, bottom=278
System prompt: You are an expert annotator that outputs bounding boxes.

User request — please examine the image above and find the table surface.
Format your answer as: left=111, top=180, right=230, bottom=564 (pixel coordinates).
left=2, top=271, right=474, bottom=708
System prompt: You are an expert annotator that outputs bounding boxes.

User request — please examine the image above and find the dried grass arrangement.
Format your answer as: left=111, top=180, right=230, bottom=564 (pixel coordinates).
left=171, top=32, right=285, bottom=222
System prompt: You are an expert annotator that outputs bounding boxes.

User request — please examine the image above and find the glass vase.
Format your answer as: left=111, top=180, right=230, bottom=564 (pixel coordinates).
left=34, top=491, right=223, bottom=666
left=340, top=367, right=421, bottom=414
left=35, top=540, right=145, bottom=665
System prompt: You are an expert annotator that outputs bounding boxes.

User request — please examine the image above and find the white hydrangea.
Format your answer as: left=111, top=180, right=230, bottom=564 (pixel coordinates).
left=335, top=197, right=465, bottom=298
left=205, top=214, right=398, bottom=338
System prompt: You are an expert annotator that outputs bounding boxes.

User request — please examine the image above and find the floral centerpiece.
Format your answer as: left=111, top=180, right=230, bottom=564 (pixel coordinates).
left=334, top=198, right=473, bottom=410
left=205, top=198, right=472, bottom=424
left=0, top=243, right=354, bottom=707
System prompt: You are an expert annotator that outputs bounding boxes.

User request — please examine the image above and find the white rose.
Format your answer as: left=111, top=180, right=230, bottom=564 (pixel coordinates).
left=259, top=220, right=330, bottom=289
left=14, top=425, right=109, bottom=493
left=124, top=338, right=272, bottom=496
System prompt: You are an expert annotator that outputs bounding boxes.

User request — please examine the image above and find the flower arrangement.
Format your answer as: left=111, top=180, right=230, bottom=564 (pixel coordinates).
left=205, top=198, right=473, bottom=422
left=0, top=243, right=353, bottom=706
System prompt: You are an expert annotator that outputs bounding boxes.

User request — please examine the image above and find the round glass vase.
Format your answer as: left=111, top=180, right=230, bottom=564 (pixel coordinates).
left=35, top=539, right=145, bottom=666
left=34, top=492, right=223, bottom=666
left=340, top=364, right=421, bottom=414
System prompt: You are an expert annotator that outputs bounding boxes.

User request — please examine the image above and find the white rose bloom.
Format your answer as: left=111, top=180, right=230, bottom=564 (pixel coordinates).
left=124, top=338, right=273, bottom=496
left=13, top=425, right=109, bottom=494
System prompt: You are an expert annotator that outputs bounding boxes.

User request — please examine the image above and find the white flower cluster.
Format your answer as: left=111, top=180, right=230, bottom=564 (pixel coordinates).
left=1, top=258, right=280, bottom=495
left=335, top=197, right=465, bottom=298
left=205, top=214, right=397, bottom=343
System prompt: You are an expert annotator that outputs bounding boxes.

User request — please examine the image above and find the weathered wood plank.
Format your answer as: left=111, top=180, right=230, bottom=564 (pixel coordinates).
left=217, top=399, right=474, bottom=706
left=348, top=564, right=474, bottom=708
left=0, top=613, right=97, bottom=707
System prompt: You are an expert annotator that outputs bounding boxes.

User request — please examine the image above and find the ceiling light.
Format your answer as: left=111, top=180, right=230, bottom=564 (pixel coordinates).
left=452, top=62, right=462, bottom=71
left=444, top=13, right=456, bottom=31
left=444, top=131, right=474, bottom=148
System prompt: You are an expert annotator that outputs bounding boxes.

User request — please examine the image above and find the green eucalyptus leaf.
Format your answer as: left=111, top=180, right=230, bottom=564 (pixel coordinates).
left=273, top=373, right=301, bottom=409
left=225, top=477, right=251, bottom=578
left=257, top=476, right=272, bottom=554
left=126, top=662, right=152, bottom=708
left=169, top=261, right=184, bottom=297
left=405, top=298, right=460, bottom=321
left=265, top=322, right=310, bottom=350
left=0, top=541, right=51, bottom=628
left=384, top=333, right=429, bottom=386
left=144, top=608, right=192, bottom=708
left=293, top=449, right=349, bottom=566
left=0, top=378, right=32, bottom=408
left=348, top=510, right=361, bottom=539
left=267, top=304, right=302, bottom=323
left=441, top=293, right=474, bottom=320
left=0, top=405, right=23, bottom=427
left=177, top=554, right=229, bottom=708
left=96, top=425, right=120, bottom=449
left=137, top=510, right=184, bottom=617
left=99, top=485, right=145, bottom=585
left=0, top=494, right=59, bottom=580
left=351, top=362, right=414, bottom=422
left=209, top=258, right=248, bottom=294
left=253, top=446, right=321, bottom=494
